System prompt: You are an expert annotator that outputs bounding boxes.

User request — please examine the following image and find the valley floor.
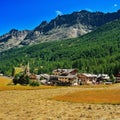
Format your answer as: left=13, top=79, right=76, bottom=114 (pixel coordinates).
left=0, top=86, right=120, bottom=120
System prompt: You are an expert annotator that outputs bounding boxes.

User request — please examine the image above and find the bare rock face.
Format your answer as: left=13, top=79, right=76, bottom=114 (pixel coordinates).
left=0, top=29, right=29, bottom=51
left=21, top=10, right=120, bottom=45
left=0, top=10, right=120, bottom=51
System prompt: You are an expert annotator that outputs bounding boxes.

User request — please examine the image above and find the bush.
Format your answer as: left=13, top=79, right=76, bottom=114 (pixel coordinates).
left=19, top=74, right=30, bottom=85
left=13, top=74, right=21, bottom=85
left=13, top=74, right=30, bottom=85
left=110, top=74, right=116, bottom=83
left=30, top=81, right=40, bottom=86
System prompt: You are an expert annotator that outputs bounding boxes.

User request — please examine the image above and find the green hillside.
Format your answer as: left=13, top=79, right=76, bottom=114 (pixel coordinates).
left=0, top=19, right=120, bottom=76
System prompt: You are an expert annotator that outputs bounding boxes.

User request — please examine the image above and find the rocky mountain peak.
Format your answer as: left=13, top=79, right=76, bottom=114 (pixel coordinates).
left=1, top=9, right=120, bottom=51
left=0, top=29, right=30, bottom=51
left=34, top=21, right=48, bottom=32
left=9, top=29, right=18, bottom=34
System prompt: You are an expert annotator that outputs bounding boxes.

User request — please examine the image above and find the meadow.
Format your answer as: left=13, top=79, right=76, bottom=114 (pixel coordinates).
left=0, top=76, right=12, bottom=86
left=0, top=76, right=120, bottom=120
left=0, top=76, right=56, bottom=91
left=53, top=88, right=120, bottom=104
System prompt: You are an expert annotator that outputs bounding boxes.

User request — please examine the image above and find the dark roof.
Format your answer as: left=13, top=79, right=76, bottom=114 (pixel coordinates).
left=58, top=74, right=76, bottom=79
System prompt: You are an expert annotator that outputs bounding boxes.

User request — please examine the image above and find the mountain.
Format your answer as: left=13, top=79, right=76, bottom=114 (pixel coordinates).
left=21, top=10, right=120, bottom=44
left=0, top=29, right=30, bottom=51
left=0, top=19, right=120, bottom=76
left=0, top=10, right=120, bottom=51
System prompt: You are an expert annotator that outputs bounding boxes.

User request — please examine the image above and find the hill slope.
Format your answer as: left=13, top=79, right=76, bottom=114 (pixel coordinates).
left=0, top=19, right=120, bottom=75
left=0, top=10, right=120, bottom=52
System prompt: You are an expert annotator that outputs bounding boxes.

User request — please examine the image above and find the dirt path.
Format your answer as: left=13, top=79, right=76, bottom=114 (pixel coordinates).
left=0, top=87, right=120, bottom=120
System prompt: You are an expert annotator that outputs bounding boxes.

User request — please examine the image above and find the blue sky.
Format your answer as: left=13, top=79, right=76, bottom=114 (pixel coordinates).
left=0, top=0, right=120, bottom=35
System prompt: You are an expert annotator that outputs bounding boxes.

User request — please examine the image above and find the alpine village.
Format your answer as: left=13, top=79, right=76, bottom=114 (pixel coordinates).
left=0, top=10, right=120, bottom=87
left=0, top=7, right=120, bottom=120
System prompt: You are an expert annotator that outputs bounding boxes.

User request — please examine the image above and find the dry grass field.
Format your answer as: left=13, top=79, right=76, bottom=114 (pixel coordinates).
left=53, top=88, right=120, bottom=104
left=0, top=76, right=120, bottom=120
left=0, top=76, right=12, bottom=86
left=0, top=76, right=56, bottom=91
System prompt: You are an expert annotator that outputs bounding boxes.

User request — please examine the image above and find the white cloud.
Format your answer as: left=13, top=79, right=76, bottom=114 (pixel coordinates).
left=85, top=8, right=93, bottom=12
left=114, top=4, right=118, bottom=7
left=56, top=10, right=63, bottom=16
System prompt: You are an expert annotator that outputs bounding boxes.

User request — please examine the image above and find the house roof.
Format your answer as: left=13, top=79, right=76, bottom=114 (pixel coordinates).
left=53, top=69, right=77, bottom=73
left=82, top=73, right=97, bottom=78
left=97, top=74, right=110, bottom=79
left=58, top=74, right=77, bottom=79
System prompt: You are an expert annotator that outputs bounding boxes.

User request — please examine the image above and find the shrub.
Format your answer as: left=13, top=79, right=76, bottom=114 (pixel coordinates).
left=110, top=74, right=116, bottom=83
left=13, top=74, right=20, bottom=85
left=30, top=81, right=40, bottom=86
left=19, top=74, right=30, bottom=85
left=13, top=74, right=30, bottom=85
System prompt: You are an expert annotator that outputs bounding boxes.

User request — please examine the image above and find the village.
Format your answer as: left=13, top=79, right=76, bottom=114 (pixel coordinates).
left=11, top=62, right=120, bottom=86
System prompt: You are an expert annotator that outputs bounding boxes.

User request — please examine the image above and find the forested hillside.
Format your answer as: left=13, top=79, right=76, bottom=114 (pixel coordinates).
left=0, top=19, right=120, bottom=76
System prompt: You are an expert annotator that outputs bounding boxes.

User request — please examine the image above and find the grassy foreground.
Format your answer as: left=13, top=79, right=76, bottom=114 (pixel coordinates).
left=53, top=88, right=120, bottom=104
left=0, top=85, right=57, bottom=91
left=0, top=76, right=56, bottom=91
left=1, top=76, right=120, bottom=105
left=0, top=76, right=12, bottom=86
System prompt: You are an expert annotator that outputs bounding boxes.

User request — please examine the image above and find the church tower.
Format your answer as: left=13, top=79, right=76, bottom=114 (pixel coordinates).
left=25, top=62, right=30, bottom=76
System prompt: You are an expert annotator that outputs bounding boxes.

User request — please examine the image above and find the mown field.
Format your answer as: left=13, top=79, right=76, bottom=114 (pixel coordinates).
left=0, top=76, right=56, bottom=91
left=0, top=76, right=120, bottom=105
left=0, top=76, right=12, bottom=86
left=0, top=76, right=120, bottom=120
left=53, top=88, right=120, bottom=104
